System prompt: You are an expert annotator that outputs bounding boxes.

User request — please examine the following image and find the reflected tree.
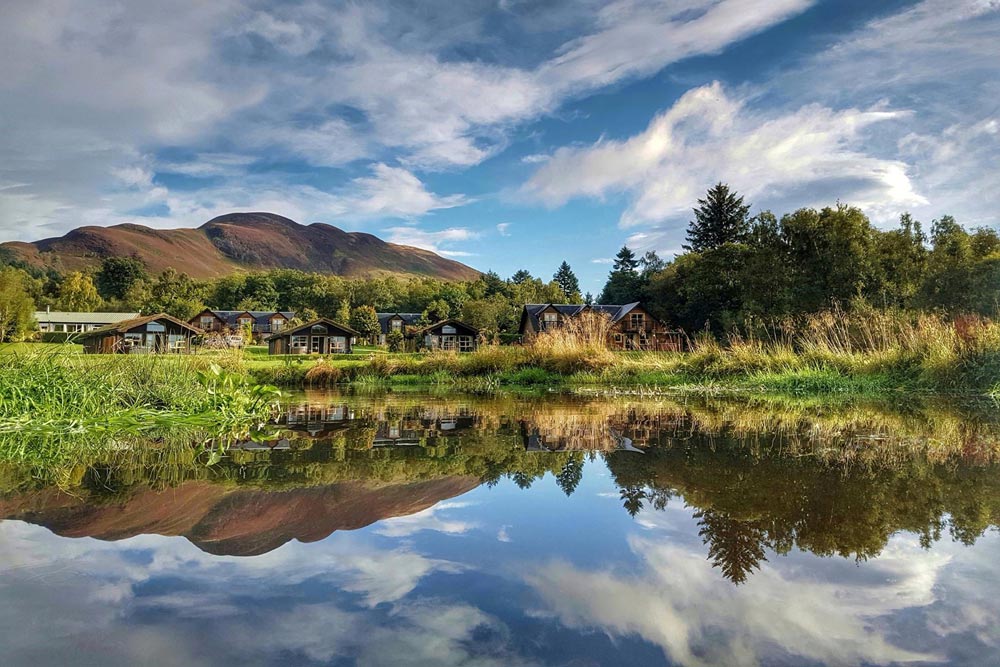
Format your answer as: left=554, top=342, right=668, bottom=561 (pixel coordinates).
left=555, top=455, right=584, bottom=496
left=695, top=509, right=768, bottom=585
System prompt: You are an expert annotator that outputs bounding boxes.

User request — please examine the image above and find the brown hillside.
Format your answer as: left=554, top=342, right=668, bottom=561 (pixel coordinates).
left=0, top=212, right=479, bottom=281
left=0, top=476, right=481, bottom=557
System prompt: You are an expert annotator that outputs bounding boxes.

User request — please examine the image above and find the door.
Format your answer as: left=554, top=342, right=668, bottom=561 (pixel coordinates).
left=311, top=336, right=323, bottom=353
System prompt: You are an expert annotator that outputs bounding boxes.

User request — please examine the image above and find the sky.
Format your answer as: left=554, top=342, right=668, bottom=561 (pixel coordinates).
left=1, top=0, right=998, bottom=292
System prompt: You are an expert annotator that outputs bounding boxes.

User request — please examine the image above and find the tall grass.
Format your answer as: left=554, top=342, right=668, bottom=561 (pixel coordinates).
left=0, top=350, right=281, bottom=461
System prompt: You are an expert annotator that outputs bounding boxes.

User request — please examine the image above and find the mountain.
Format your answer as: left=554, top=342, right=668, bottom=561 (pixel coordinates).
left=0, top=476, right=481, bottom=556
left=0, top=212, right=479, bottom=281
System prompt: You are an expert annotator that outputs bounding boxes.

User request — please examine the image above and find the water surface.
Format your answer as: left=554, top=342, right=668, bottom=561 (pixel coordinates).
left=1, top=392, right=999, bottom=666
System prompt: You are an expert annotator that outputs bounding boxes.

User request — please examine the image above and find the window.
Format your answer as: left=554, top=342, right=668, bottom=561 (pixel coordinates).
left=271, top=319, right=283, bottom=332
left=146, top=321, right=165, bottom=332
left=200, top=316, right=215, bottom=328
left=442, top=325, right=457, bottom=335
left=391, top=319, right=402, bottom=331
left=238, top=317, right=253, bottom=328
left=629, top=312, right=645, bottom=330
left=458, top=336, right=474, bottom=352
left=311, top=324, right=327, bottom=333
left=330, top=336, right=347, bottom=353
left=291, top=335, right=308, bottom=351
left=543, top=312, right=559, bottom=327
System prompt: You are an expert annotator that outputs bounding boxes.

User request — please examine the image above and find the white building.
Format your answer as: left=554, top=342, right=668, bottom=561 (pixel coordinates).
left=34, top=310, right=140, bottom=333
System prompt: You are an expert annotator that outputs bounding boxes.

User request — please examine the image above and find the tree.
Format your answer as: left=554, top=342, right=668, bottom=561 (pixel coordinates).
left=553, top=261, right=581, bottom=302
left=143, top=269, right=204, bottom=320
left=334, top=300, right=351, bottom=325
left=56, top=272, right=102, bottom=311
left=0, top=267, right=36, bottom=342
left=422, top=298, right=451, bottom=322
left=555, top=456, right=584, bottom=496
left=95, top=257, right=147, bottom=301
left=510, top=269, right=532, bottom=284
left=386, top=330, right=405, bottom=352
left=685, top=182, right=751, bottom=252
left=599, top=246, right=644, bottom=304
left=639, top=250, right=665, bottom=276
left=350, top=305, right=381, bottom=344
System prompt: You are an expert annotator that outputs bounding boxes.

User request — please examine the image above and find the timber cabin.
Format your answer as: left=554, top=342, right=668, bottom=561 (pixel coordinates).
left=416, top=319, right=480, bottom=352
left=266, top=318, right=359, bottom=355
left=77, top=314, right=202, bottom=354
left=376, top=312, right=422, bottom=345
left=190, top=309, right=295, bottom=336
left=519, top=303, right=683, bottom=351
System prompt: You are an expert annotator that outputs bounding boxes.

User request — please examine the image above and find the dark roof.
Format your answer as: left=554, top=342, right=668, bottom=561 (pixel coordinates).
left=78, top=313, right=203, bottom=338
left=376, top=312, right=423, bottom=334
left=520, top=303, right=642, bottom=331
left=415, top=318, right=480, bottom=336
left=266, top=318, right=360, bottom=340
left=197, top=310, right=296, bottom=327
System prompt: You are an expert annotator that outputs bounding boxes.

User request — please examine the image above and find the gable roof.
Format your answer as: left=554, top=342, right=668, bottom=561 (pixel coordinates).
left=195, top=310, right=296, bottom=327
left=77, top=313, right=203, bottom=338
left=266, top=318, right=360, bottom=340
left=415, top=318, right=480, bottom=336
left=376, top=312, right=423, bottom=334
left=520, top=303, right=644, bottom=331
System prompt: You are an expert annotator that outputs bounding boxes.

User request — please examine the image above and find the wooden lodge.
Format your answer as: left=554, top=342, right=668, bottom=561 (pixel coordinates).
left=77, top=314, right=202, bottom=354
left=518, top=302, right=683, bottom=351
left=416, top=319, right=480, bottom=352
left=190, top=309, right=295, bottom=336
left=376, top=312, right=422, bottom=345
left=266, top=318, right=359, bottom=355
left=34, top=310, right=140, bottom=334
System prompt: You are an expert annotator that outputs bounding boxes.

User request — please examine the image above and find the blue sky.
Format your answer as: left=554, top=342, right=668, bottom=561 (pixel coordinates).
left=1, top=0, right=998, bottom=291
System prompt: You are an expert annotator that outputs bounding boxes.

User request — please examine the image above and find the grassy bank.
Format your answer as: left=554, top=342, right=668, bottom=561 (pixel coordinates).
left=4, top=309, right=1000, bottom=398
left=239, top=309, right=1000, bottom=396
left=0, top=351, right=281, bottom=462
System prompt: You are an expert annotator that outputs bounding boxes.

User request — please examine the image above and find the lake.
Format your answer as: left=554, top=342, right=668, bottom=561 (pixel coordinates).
left=1, top=391, right=999, bottom=666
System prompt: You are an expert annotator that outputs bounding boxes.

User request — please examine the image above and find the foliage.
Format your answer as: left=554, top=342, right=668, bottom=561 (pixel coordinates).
left=684, top=181, right=752, bottom=252
left=95, top=257, right=147, bottom=301
left=56, top=271, right=102, bottom=311
left=350, top=305, right=381, bottom=343
left=0, top=267, right=36, bottom=342
left=553, top=261, right=582, bottom=302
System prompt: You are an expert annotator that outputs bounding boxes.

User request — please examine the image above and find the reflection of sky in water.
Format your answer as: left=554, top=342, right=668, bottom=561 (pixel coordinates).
left=1, top=459, right=998, bottom=667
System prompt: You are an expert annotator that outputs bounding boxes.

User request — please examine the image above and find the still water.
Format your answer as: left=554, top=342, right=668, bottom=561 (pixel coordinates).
left=2, top=391, right=999, bottom=666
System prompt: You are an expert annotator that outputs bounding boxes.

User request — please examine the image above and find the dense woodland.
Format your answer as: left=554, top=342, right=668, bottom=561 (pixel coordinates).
left=2, top=183, right=999, bottom=342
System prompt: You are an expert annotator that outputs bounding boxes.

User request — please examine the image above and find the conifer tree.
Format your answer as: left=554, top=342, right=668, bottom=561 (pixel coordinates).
left=553, top=261, right=581, bottom=302
left=685, top=182, right=751, bottom=252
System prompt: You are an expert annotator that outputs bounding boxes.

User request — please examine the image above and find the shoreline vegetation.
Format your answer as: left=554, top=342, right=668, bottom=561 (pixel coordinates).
left=3, top=307, right=1000, bottom=401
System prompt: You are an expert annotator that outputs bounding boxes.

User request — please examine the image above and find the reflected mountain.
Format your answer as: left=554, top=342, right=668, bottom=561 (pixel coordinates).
left=3, top=392, right=1000, bottom=578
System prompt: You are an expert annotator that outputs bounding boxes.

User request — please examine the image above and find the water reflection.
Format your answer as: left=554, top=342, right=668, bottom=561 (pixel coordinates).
left=2, top=392, right=1000, bottom=665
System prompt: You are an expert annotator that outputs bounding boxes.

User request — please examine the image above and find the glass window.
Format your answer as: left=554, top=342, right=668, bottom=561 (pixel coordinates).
left=630, top=313, right=645, bottom=329
left=271, top=320, right=283, bottom=332
left=442, top=325, right=457, bottom=334
left=391, top=319, right=402, bottom=331
left=147, top=321, right=165, bottom=332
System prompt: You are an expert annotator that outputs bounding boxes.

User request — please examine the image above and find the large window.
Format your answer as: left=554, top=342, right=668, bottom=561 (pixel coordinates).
left=391, top=319, right=403, bottom=331
left=543, top=312, right=559, bottom=328
left=271, top=319, right=284, bottom=332
left=629, top=312, right=645, bottom=330
left=330, top=336, right=347, bottom=353
left=200, top=316, right=215, bottom=328
left=291, top=335, right=308, bottom=352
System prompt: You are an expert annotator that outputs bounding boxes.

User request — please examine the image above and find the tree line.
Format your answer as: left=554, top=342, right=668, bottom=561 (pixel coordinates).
left=599, top=183, right=1000, bottom=334
left=3, top=182, right=998, bottom=342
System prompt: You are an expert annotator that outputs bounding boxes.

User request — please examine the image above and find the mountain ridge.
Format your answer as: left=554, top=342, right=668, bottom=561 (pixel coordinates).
left=0, top=212, right=479, bottom=281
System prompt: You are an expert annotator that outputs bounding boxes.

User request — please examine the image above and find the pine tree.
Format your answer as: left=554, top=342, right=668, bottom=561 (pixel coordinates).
left=612, top=246, right=640, bottom=272
left=510, top=269, right=532, bottom=284
left=685, top=182, right=751, bottom=252
left=553, top=261, right=581, bottom=302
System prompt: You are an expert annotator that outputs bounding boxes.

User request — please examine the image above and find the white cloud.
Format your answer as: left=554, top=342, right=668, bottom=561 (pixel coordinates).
left=591, top=257, right=613, bottom=264
left=525, top=82, right=926, bottom=232
left=496, top=222, right=512, bottom=236
left=524, top=529, right=951, bottom=666
left=375, top=501, right=479, bottom=538
left=383, top=224, right=480, bottom=255
left=0, top=0, right=816, bottom=238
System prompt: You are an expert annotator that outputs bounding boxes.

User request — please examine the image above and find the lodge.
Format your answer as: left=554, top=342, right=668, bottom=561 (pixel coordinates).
left=190, top=309, right=295, bottom=337
left=416, top=319, right=480, bottom=352
left=34, top=310, right=140, bottom=334
left=266, top=318, right=359, bottom=355
left=518, top=302, right=683, bottom=351
left=76, top=314, right=202, bottom=354
left=376, top=312, right=422, bottom=345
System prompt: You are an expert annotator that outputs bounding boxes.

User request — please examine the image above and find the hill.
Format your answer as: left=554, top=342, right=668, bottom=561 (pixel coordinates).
left=0, top=212, right=479, bottom=280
